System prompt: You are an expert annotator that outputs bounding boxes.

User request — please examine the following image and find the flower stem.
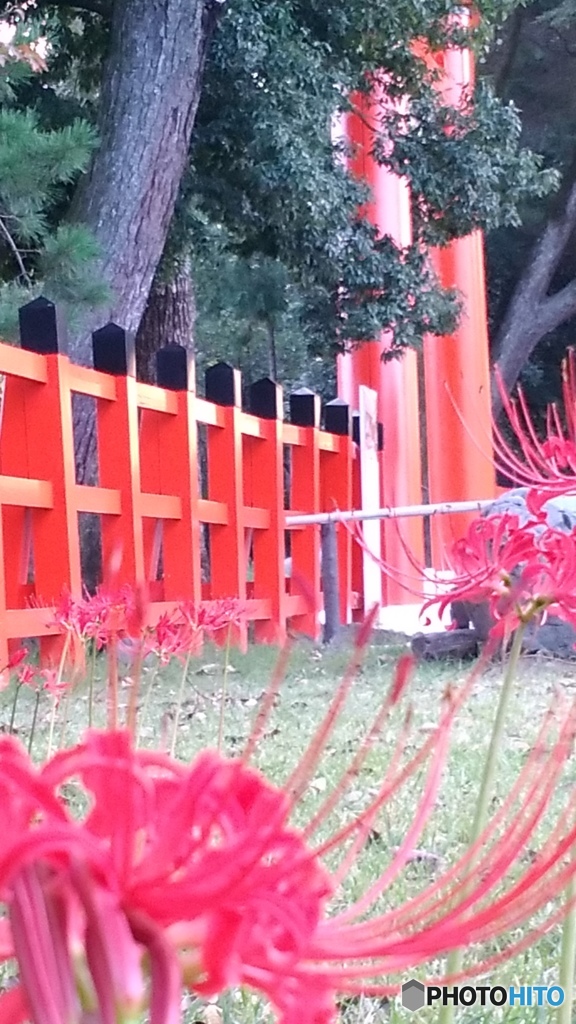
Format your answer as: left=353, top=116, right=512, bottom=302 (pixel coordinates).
left=8, top=681, right=21, bottom=735
left=46, top=694, right=59, bottom=759
left=58, top=679, right=72, bottom=749
left=559, top=876, right=576, bottom=1024
left=217, top=625, right=232, bottom=752
left=107, top=636, right=119, bottom=730
left=135, top=669, right=158, bottom=748
left=27, top=689, right=40, bottom=756
left=126, top=644, right=144, bottom=739
left=170, top=652, right=192, bottom=759
left=439, top=624, right=525, bottom=1024
left=88, top=640, right=97, bottom=729
left=46, top=633, right=71, bottom=760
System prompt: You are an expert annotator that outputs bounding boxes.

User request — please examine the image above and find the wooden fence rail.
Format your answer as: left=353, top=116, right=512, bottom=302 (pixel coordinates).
left=0, top=297, right=359, bottom=664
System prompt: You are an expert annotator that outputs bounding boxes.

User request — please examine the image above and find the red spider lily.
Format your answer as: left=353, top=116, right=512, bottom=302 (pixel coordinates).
left=149, top=611, right=202, bottom=664
left=180, top=598, right=246, bottom=640
left=117, top=611, right=201, bottom=668
left=1, top=652, right=576, bottom=1024
left=52, top=590, right=244, bottom=660
left=7, top=648, right=28, bottom=672
left=340, top=491, right=576, bottom=641
left=420, top=496, right=576, bottom=637
left=39, top=668, right=70, bottom=702
left=491, top=352, right=576, bottom=492
left=16, top=665, right=37, bottom=689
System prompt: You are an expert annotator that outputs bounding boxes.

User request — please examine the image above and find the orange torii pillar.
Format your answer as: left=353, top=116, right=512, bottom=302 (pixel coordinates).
left=422, top=34, right=496, bottom=566
left=337, top=87, right=424, bottom=605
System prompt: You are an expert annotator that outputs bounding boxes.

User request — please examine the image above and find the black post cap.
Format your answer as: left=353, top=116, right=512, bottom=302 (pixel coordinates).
left=92, top=323, right=136, bottom=377
left=324, top=397, right=350, bottom=436
left=156, top=343, right=195, bottom=391
left=205, top=362, right=241, bottom=407
left=352, top=412, right=360, bottom=447
left=290, top=387, right=320, bottom=428
left=250, top=377, right=283, bottom=420
left=19, top=296, right=67, bottom=354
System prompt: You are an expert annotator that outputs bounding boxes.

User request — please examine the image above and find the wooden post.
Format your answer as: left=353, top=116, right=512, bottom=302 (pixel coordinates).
left=289, top=387, right=321, bottom=638
left=323, top=398, right=353, bottom=625
left=349, top=413, right=363, bottom=619
left=154, top=343, right=202, bottom=606
left=205, top=362, right=247, bottom=648
left=248, top=377, right=286, bottom=644
left=321, top=521, right=340, bottom=643
left=93, top=322, right=144, bottom=587
left=12, top=299, right=80, bottom=662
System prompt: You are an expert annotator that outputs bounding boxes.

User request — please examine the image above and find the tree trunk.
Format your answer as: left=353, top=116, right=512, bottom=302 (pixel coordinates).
left=70, top=0, right=219, bottom=362
left=135, top=258, right=196, bottom=383
left=493, top=175, right=576, bottom=414
left=266, top=315, right=278, bottom=380
left=69, top=0, right=221, bottom=483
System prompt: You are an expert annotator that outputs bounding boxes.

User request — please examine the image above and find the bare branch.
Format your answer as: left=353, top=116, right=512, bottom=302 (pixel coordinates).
left=492, top=170, right=576, bottom=412
left=0, top=215, right=32, bottom=286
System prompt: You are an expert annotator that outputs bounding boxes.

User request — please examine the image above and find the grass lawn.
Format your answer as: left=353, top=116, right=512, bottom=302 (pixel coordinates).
left=3, top=632, right=576, bottom=1023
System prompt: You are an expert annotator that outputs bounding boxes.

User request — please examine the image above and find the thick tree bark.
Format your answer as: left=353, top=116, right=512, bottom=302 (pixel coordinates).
left=493, top=175, right=576, bottom=414
left=135, top=258, right=196, bottom=383
left=70, top=0, right=220, bottom=363
left=68, top=0, right=222, bottom=482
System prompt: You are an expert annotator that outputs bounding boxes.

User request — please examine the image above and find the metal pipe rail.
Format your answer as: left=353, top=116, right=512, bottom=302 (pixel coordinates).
left=286, top=499, right=495, bottom=528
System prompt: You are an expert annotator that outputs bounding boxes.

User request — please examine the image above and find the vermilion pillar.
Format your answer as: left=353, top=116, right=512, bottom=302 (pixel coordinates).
left=338, top=88, right=424, bottom=605
left=423, top=35, right=496, bottom=566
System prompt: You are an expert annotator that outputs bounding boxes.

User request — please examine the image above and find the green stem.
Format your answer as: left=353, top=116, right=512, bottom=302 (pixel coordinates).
left=217, top=626, right=232, bottom=753
left=58, top=676, right=74, bottom=749
left=46, top=694, right=59, bottom=760
left=439, top=624, right=525, bottom=1024
left=135, top=669, right=158, bottom=748
left=107, top=636, right=119, bottom=730
left=126, top=644, right=144, bottom=739
left=170, top=652, right=192, bottom=759
left=46, top=633, right=71, bottom=759
left=27, top=689, right=41, bottom=756
left=8, top=681, right=22, bottom=735
left=559, top=876, right=576, bottom=1024
left=88, top=640, right=97, bottom=729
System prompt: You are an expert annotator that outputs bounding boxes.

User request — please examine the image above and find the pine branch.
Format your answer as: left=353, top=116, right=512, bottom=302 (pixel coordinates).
left=9, top=0, right=110, bottom=17
left=0, top=214, right=32, bottom=286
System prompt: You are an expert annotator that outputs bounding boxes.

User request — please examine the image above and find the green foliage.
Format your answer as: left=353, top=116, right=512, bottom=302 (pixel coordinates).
left=185, top=0, right=556, bottom=358
left=4, top=0, right=561, bottom=367
left=382, top=82, right=558, bottom=245
left=0, top=58, right=107, bottom=339
left=194, top=250, right=336, bottom=397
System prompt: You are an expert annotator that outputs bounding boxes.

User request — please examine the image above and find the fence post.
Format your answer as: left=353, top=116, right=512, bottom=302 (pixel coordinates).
left=248, top=377, right=286, bottom=644
left=289, top=387, right=321, bottom=638
left=93, top=323, right=144, bottom=587
left=205, top=362, right=247, bottom=648
left=153, top=343, right=202, bottom=606
left=8, top=298, right=81, bottom=662
left=321, top=521, right=340, bottom=643
left=324, top=398, right=354, bottom=625
left=348, top=412, right=363, bottom=618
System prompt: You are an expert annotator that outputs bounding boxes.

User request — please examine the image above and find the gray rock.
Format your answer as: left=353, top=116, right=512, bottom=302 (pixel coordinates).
left=486, top=488, right=576, bottom=533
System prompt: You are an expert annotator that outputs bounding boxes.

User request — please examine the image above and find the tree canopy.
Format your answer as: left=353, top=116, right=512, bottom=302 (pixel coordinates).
left=0, top=0, right=560, bottom=401
left=484, top=0, right=576, bottom=409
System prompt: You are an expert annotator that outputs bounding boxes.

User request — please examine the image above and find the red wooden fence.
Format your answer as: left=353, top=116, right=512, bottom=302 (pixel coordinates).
left=0, top=297, right=360, bottom=664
